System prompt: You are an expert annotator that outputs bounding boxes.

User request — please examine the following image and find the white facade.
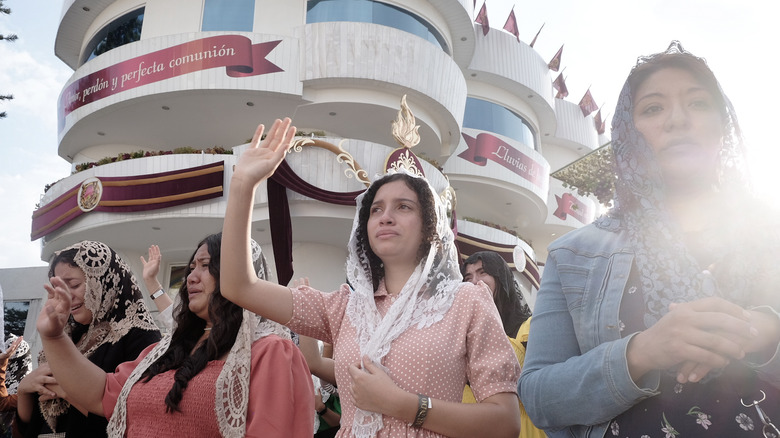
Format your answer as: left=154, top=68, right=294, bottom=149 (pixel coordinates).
left=5, top=0, right=610, bottom=338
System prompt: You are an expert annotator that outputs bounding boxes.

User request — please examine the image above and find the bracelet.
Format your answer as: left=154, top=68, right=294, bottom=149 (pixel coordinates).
left=316, top=406, right=328, bottom=416
left=411, top=394, right=430, bottom=428
left=150, top=288, right=165, bottom=300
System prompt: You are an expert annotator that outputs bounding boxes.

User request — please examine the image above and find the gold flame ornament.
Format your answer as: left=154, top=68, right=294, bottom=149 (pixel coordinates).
left=392, top=95, right=421, bottom=149
left=385, top=95, right=425, bottom=177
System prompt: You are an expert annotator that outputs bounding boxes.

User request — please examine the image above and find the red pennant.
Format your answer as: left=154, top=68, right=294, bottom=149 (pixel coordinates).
left=553, top=73, right=568, bottom=99
left=529, top=23, right=545, bottom=48
left=579, top=89, right=599, bottom=117
left=503, top=7, right=519, bottom=41
left=475, top=3, right=490, bottom=36
left=548, top=45, right=563, bottom=71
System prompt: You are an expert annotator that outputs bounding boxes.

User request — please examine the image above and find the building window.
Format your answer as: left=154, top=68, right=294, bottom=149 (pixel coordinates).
left=463, top=97, right=538, bottom=150
left=81, top=8, right=145, bottom=65
left=307, top=0, right=449, bottom=53
left=202, top=0, right=254, bottom=32
left=4, top=300, right=30, bottom=339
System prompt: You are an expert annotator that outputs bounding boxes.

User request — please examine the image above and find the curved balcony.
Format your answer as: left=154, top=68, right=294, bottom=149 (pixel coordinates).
left=442, top=128, right=550, bottom=231
left=57, top=32, right=304, bottom=162
left=55, top=0, right=115, bottom=69
left=35, top=136, right=453, bottom=291
left=465, top=25, right=556, bottom=138
left=300, top=21, right=467, bottom=158
left=550, top=98, right=604, bottom=154
left=417, top=0, right=476, bottom=66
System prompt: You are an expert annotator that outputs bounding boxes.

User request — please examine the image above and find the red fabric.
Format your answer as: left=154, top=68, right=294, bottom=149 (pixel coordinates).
left=553, top=73, right=568, bottom=99
left=579, top=88, right=599, bottom=117
left=267, top=159, right=363, bottom=284
left=529, top=23, right=544, bottom=48
left=103, top=336, right=314, bottom=437
left=475, top=3, right=490, bottom=36
left=547, top=45, right=563, bottom=71
left=503, top=8, right=519, bottom=41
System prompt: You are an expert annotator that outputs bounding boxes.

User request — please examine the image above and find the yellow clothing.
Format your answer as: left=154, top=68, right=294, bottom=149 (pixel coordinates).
left=463, top=318, right=546, bottom=438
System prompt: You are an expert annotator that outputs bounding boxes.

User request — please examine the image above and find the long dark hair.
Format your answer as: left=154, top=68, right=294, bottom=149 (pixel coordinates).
left=354, top=173, right=438, bottom=291
left=140, top=233, right=244, bottom=413
left=462, top=251, right=531, bottom=337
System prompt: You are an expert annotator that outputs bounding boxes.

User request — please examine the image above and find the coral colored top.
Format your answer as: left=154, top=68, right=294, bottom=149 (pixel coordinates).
left=103, top=335, right=314, bottom=438
left=288, top=281, right=521, bottom=438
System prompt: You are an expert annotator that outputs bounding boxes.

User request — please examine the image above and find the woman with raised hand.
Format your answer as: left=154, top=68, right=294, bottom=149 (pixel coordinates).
left=221, top=118, right=522, bottom=438
left=519, top=41, right=780, bottom=438
left=16, top=241, right=161, bottom=437
left=36, top=233, right=313, bottom=437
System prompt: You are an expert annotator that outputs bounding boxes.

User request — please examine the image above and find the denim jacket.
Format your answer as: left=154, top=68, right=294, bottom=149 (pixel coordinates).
left=517, top=222, right=780, bottom=438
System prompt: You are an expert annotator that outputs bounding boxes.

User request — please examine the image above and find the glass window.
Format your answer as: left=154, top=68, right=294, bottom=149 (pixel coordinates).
left=202, top=0, right=254, bottom=32
left=463, top=97, right=538, bottom=150
left=4, top=301, right=30, bottom=339
left=81, top=8, right=145, bottom=65
left=307, top=0, right=448, bottom=53
left=168, top=264, right=187, bottom=299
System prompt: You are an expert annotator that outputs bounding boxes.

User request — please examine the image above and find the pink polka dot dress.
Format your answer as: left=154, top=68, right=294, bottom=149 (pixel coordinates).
left=287, top=281, right=521, bottom=438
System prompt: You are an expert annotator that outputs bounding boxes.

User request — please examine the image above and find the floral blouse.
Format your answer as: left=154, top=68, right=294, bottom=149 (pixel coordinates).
left=610, top=268, right=780, bottom=438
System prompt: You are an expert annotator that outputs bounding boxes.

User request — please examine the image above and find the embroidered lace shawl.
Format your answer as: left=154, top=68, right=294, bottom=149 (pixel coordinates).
left=3, top=334, right=31, bottom=394
left=345, top=169, right=463, bottom=438
left=39, top=241, right=159, bottom=430
left=106, top=242, right=290, bottom=438
left=595, top=41, right=780, bottom=328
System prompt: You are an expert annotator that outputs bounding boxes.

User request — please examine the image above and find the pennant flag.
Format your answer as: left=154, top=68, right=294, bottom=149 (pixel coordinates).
left=548, top=45, right=563, bottom=71
left=503, top=7, right=519, bottom=41
left=529, top=23, right=545, bottom=48
left=594, top=109, right=606, bottom=134
left=579, top=88, right=599, bottom=117
left=475, top=2, right=489, bottom=36
left=553, top=73, right=568, bottom=99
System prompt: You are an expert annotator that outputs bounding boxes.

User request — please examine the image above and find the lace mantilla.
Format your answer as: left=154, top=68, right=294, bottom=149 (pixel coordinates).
left=40, top=241, right=159, bottom=430
left=107, top=242, right=287, bottom=437
left=603, top=41, right=753, bottom=327
left=345, top=168, right=462, bottom=438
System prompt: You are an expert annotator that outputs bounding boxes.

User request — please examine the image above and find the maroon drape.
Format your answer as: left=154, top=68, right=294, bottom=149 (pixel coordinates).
left=267, top=160, right=364, bottom=285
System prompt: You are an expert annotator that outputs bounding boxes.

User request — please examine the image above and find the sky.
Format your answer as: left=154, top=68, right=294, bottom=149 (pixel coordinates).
left=0, top=0, right=778, bottom=268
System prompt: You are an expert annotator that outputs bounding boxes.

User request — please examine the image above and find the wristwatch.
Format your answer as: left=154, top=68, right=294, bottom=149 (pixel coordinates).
left=150, top=288, right=165, bottom=300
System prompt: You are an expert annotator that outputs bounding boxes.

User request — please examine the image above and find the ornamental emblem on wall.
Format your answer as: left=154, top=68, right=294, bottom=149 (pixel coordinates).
left=77, top=177, right=103, bottom=212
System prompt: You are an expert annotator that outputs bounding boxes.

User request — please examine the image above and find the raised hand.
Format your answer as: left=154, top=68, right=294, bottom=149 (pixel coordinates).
left=233, top=118, right=297, bottom=187
left=0, top=336, right=23, bottom=362
left=38, top=276, right=74, bottom=340
left=140, top=244, right=162, bottom=285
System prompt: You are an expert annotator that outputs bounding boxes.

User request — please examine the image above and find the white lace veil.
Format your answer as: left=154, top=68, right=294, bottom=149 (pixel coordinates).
left=345, top=169, right=463, bottom=438
left=107, top=239, right=289, bottom=437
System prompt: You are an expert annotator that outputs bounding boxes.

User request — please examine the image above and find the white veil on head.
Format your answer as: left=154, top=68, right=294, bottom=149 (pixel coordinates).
left=345, top=168, right=463, bottom=438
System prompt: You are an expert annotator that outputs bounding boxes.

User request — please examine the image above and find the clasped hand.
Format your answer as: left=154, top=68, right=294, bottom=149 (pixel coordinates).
left=629, top=297, right=780, bottom=383
left=347, top=356, right=403, bottom=415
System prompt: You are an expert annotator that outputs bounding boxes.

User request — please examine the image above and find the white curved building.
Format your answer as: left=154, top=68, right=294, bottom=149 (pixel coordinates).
left=22, top=0, right=609, bottom=329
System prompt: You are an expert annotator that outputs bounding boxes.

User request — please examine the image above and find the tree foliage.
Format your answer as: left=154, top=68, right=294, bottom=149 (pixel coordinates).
left=1, top=0, right=16, bottom=118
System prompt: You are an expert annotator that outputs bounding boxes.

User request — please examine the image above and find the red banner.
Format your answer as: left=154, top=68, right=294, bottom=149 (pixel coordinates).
left=459, top=133, right=548, bottom=190
left=58, top=35, right=283, bottom=131
left=553, top=192, right=589, bottom=224
left=31, top=161, right=225, bottom=240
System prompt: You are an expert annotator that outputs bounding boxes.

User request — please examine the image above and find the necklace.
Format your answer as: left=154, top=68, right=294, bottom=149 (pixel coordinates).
left=204, top=327, right=212, bottom=331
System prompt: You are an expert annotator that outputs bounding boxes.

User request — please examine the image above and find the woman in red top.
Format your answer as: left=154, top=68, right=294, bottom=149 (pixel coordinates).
left=36, top=233, right=314, bottom=437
